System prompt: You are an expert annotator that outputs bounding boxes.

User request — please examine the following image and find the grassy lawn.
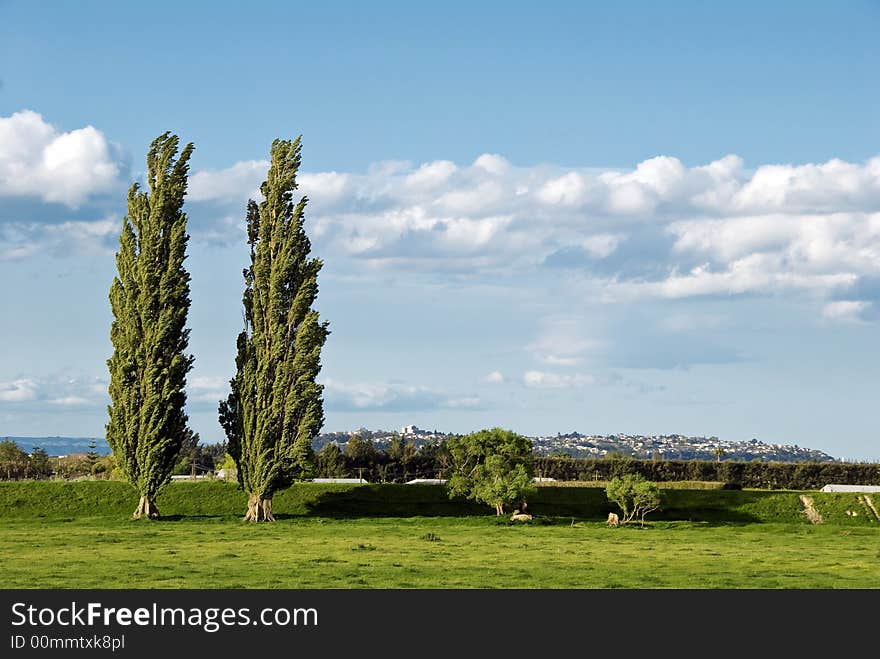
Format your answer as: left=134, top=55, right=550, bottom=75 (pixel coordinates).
left=2, top=515, right=879, bottom=589
left=2, top=481, right=879, bottom=589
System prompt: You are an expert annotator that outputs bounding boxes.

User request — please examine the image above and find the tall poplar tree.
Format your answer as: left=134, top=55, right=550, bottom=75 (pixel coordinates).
left=106, top=132, right=195, bottom=519
left=219, top=137, right=328, bottom=522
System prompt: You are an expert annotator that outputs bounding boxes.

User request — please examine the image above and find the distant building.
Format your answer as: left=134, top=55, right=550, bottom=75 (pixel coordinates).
left=401, top=425, right=420, bottom=435
left=216, top=468, right=237, bottom=481
left=820, top=484, right=880, bottom=493
left=405, top=478, right=447, bottom=485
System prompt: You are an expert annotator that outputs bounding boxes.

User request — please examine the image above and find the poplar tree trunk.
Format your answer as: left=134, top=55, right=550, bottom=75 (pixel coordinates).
left=133, top=496, right=160, bottom=519
left=244, top=494, right=275, bottom=522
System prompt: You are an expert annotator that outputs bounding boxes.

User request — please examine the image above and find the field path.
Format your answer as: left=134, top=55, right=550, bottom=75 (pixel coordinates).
left=798, top=495, right=823, bottom=524
left=860, top=495, right=880, bottom=521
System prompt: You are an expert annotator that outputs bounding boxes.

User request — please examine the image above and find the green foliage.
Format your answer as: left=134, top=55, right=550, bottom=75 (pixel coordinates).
left=85, top=439, right=100, bottom=473
left=605, top=474, right=661, bottom=525
left=344, top=436, right=380, bottom=464
left=315, top=443, right=346, bottom=478
left=0, top=439, right=30, bottom=480
left=171, top=430, right=217, bottom=476
left=106, top=132, right=195, bottom=507
left=605, top=452, right=636, bottom=478
left=446, top=428, right=535, bottom=514
left=53, top=455, right=91, bottom=480
left=215, top=453, right=237, bottom=484
left=28, top=448, right=52, bottom=479
left=219, top=137, right=329, bottom=511
left=534, top=456, right=880, bottom=490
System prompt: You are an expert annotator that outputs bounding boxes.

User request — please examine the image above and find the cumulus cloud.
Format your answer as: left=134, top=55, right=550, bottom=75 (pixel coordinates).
left=0, top=217, right=118, bottom=261
left=821, top=300, right=870, bottom=322
left=0, top=110, right=123, bottom=207
left=0, top=379, right=38, bottom=402
left=178, top=149, right=880, bottom=317
left=322, top=378, right=481, bottom=412
left=187, top=376, right=230, bottom=404
left=188, top=160, right=268, bottom=203
left=522, top=371, right=594, bottom=388
left=0, top=375, right=107, bottom=407
left=484, top=371, right=505, bottom=384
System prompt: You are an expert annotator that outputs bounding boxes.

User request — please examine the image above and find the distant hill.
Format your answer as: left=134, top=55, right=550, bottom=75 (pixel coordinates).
left=5, top=428, right=841, bottom=463
left=5, top=437, right=110, bottom=456
left=314, top=426, right=841, bottom=463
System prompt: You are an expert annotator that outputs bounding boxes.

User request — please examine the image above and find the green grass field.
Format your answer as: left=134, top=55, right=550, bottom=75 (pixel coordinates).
left=2, top=481, right=879, bottom=589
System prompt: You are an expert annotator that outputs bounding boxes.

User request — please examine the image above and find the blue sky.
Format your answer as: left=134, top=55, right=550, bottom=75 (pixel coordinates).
left=1, top=1, right=879, bottom=460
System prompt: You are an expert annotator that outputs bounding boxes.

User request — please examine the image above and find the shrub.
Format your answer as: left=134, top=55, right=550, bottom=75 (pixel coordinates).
left=605, top=474, right=661, bottom=526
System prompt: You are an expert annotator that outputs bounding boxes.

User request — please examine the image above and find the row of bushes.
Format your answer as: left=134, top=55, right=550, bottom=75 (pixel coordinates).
left=533, top=456, right=880, bottom=490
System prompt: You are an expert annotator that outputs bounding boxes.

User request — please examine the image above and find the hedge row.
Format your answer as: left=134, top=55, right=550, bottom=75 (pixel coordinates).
left=533, top=456, right=880, bottom=490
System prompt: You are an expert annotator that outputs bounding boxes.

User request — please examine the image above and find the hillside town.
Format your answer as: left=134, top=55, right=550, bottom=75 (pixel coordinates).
left=313, top=425, right=838, bottom=463
left=7, top=425, right=839, bottom=465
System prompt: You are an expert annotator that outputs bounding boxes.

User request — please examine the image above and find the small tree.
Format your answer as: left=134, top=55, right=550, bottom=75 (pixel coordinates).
left=85, top=439, right=100, bottom=474
left=446, top=428, right=535, bottom=515
left=172, top=429, right=202, bottom=475
left=315, top=443, right=346, bottom=478
left=605, top=474, right=661, bottom=526
left=28, top=447, right=52, bottom=479
left=218, top=453, right=237, bottom=482
left=0, top=439, right=29, bottom=480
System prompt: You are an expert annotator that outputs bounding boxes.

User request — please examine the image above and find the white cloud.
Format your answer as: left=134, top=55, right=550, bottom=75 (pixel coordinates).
left=187, top=376, right=230, bottom=403
left=0, top=110, right=122, bottom=207
left=188, top=160, right=268, bottom=203
left=484, top=371, right=505, bottom=384
left=523, top=371, right=594, bottom=388
left=187, top=150, right=880, bottom=316
left=0, top=217, right=118, bottom=261
left=0, top=375, right=107, bottom=406
left=821, top=300, right=870, bottom=322
left=405, top=160, right=457, bottom=188
left=472, top=154, right=509, bottom=175
left=321, top=378, right=481, bottom=412
left=0, top=379, right=38, bottom=402
left=580, top=233, right=623, bottom=258
left=538, top=172, right=589, bottom=206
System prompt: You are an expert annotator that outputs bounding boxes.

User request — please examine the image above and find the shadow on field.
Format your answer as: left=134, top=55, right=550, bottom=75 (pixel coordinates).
left=299, top=484, right=488, bottom=518
left=149, top=514, right=239, bottom=522
left=162, top=485, right=768, bottom=523
left=653, top=490, right=766, bottom=524
left=0, top=481, right=802, bottom=524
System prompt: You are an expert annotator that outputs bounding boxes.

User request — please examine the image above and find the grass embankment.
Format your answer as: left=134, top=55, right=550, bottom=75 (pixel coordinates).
left=1, top=480, right=877, bottom=525
left=1, top=481, right=878, bottom=589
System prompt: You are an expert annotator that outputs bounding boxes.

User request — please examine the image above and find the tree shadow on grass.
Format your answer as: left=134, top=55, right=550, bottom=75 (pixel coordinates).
left=298, top=484, right=488, bottom=519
